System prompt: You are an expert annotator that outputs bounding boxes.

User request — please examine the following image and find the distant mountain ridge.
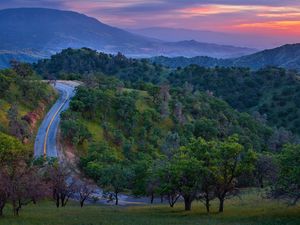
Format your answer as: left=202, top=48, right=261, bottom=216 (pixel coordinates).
left=0, top=8, right=256, bottom=68
left=131, top=27, right=300, bottom=49
left=152, top=44, right=300, bottom=71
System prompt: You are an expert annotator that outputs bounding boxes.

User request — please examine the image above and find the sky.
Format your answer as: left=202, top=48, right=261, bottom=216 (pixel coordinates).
left=1, top=0, right=300, bottom=38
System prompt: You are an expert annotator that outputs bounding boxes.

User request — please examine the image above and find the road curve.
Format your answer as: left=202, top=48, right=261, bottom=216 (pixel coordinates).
left=34, top=82, right=76, bottom=158
left=34, top=81, right=155, bottom=205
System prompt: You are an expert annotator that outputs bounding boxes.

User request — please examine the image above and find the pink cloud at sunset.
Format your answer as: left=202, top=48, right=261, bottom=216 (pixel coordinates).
left=0, top=0, right=300, bottom=41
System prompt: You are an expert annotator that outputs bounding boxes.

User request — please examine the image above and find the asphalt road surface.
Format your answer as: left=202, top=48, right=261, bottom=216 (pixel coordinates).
left=34, top=82, right=76, bottom=158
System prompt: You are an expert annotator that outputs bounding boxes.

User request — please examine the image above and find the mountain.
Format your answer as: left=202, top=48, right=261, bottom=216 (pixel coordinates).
left=131, top=27, right=300, bottom=49
left=231, top=44, right=300, bottom=70
left=152, top=44, right=300, bottom=71
left=0, top=8, right=257, bottom=67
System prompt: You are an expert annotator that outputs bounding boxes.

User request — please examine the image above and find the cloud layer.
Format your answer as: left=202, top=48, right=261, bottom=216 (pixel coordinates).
left=1, top=0, right=300, bottom=37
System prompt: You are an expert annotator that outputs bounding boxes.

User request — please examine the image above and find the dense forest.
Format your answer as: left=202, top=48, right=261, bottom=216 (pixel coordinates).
left=168, top=66, right=300, bottom=135
left=34, top=48, right=300, bottom=137
left=61, top=74, right=274, bottom=211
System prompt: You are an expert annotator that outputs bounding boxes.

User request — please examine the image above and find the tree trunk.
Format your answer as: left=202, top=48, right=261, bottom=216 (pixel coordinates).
left=218, top=197, right=224, bottom=213
left=115, top=193, right=119, bottom=205
left=56, top=196, right=60, bottom=208
left=183, top=195, right=193, bottom=211
left=12, top=200, right=19, bottom=216
left=259, top=176, right=264, bottom=188
left=61, top=195, right=66, bottom=207
left=80, top=200, right=84, bottom=208
left=205, top=197, right=210, bottom=213
left=150, top=193, right=154, bottom=204
left=0, top=204, right=4, bottom=216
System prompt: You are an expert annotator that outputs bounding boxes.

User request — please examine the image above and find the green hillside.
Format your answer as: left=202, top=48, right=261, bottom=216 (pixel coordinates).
left=34, top=48, right=300, bottom=138
left=168, top=66, right=300, bottom=137
left=0, top=63, right=56, bottom=146
left=59, top=75, right=275, bottom=200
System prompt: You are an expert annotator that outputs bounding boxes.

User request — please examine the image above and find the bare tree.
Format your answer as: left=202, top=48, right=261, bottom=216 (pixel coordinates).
left=0, top=171, right=9, bottom=216
left=48, top=165, right=76, bottom=208
left=76, top=182, right=95, bottom=208
left=159, top=84, right=170, bottom=117
left=174, top=101, right=185, bottom=124
left=255, top=154, right=279, bottom=188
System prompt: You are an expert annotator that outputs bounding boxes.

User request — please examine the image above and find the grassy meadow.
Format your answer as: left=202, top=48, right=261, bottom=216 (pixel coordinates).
left=1, top=190, right=299, bottom=225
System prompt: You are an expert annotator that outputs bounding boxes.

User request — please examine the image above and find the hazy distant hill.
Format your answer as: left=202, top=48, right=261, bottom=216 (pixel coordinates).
left=152, top=44, right=300, bottom=71
left=0, top=8, right=256, bottom=67
left=131, top=27, right=300, bottom=49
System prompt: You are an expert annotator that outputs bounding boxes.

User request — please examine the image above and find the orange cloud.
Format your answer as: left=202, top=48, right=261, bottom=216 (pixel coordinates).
left=233, top=20, right=300, bottom=35
left=177, top=4, right=300, bottom=19
left=177, top=5, right=259, bottom=17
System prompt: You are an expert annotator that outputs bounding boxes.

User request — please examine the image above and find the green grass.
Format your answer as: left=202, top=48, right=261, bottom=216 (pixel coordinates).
left=1, top=190, right=299, bottom=225
left=83, top=120, right=104, bottom=143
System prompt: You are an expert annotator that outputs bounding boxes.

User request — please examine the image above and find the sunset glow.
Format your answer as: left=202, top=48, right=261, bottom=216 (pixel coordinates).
left=1, top=0, right=300, bottom=41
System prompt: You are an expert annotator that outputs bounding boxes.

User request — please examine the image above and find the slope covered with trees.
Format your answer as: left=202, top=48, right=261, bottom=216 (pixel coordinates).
left=0, top=62, right=58, bottom=216
left=34, top=48, right=300, bottom=138
left=1, top=49, right=300, bottom=218
left=0, top=61, right=56, bottom=144
left=167, top=66, right=300, bottom=136
left=59, top=74, right=280, bottom=211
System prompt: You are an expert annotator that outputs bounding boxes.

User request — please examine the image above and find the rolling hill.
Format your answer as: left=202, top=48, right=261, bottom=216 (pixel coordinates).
left=152, top=44, right=300, bottom=71
left=131, top=27, right=299, bottom=49
left=0, top=8, right=256, bottom=68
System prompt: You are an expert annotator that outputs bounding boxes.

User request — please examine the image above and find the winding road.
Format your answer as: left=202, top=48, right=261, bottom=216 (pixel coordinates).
left=34, top=81, right=77, bottom=158
left=34, top=81, right=153, bottom=205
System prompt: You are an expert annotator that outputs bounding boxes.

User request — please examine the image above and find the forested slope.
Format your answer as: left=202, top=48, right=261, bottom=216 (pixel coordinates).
left=34, top=48, right=300, bottom=137
left=0, top=62, right=56, bottom=147
left=2, top=48, right=297, bottom=213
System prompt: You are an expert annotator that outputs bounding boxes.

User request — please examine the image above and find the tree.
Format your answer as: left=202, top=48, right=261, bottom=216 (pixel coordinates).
left=8, top=162, right=45, bottom=216
left=76, top=181, right=95, bottom=208
left=60, top=119, right=91, bottom=145
left=7, top=105, right=30, bottom=142
left=162, top=132, right=180, bottom=159
left=48, top=164, right=76, bottom=208
left=254, top=153, right=279, bottom=188
left=183, top=138, right=217, bottom=213
left=0, top=73, right=11, bottom=98
left=173, top=101, right=185, bottom=124
left=270, top=144, right=300, bottom=205
left=194, top=118, right=218, bottom=140
left=0, top=132, right=45, bottom=216
left=170, top=151, right=202, bottom=211
left=159, top=84, right=170, bottom=118
left=10, top=60, right=33, bottom=79
left=214, top=135, right=256, bottom=212
left=98, top=164, right=132, bottom=205
left=156, top=161, right=181, bottom=207
left=0, top=172, right=9, bottom=216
